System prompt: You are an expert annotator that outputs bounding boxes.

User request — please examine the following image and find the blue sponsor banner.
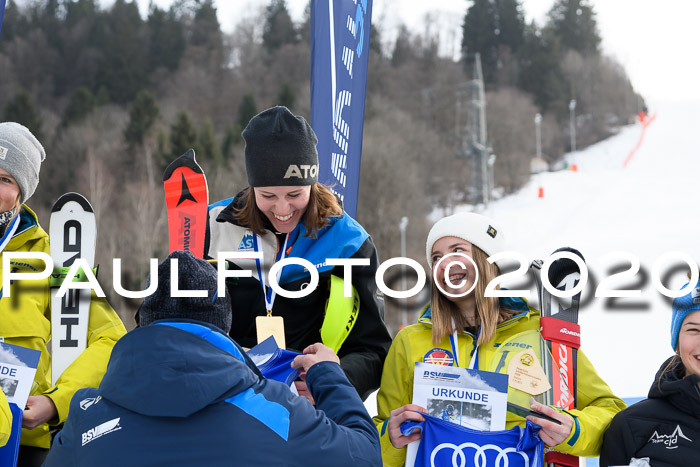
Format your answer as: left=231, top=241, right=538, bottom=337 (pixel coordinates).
left=0, top=0, right=6, bottom=39
left=310, top=0, right=372, bottom=218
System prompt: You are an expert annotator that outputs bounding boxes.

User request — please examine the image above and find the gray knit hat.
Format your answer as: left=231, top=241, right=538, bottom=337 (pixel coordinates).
left=139, top=250, right=232, bottom=333
left=243, top=106, right=319, bottom=187
left=0, top=122, right=46, bottom=204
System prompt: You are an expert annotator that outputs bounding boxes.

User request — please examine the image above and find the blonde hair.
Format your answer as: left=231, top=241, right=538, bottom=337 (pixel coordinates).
left=233, top=183, right=343, bottom=238
left=430, top=245, right=517, bottom=345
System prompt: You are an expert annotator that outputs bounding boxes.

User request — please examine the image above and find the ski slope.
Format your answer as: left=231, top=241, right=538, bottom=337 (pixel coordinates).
left=365, top=100, right=699, bottom=430
left=484, top=99, right=699, bottom=400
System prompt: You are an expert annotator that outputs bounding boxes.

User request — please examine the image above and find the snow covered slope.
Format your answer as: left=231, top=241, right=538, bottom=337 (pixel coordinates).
left=484, top=100, right=699, bottom=399
left=366, top=101, right=700, bottom=428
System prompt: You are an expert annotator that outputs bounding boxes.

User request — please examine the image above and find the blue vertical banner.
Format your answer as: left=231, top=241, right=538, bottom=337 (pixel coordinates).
left=310, top=0, right=372, bottom=218
left=0, top=0, right=6, bottom=39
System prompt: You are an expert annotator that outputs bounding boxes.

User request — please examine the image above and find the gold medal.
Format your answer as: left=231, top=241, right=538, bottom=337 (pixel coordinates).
left=507, top=348, right=551, bottom=396
left=256, top=312, right=286, bottom=349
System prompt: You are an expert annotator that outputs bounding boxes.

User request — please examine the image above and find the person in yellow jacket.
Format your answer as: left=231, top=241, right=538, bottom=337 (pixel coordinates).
left=0, top=122, right=126, bottom=465
left=373, top=212, right=625, bottom=466
left=0, top=391, right=11, bottom=447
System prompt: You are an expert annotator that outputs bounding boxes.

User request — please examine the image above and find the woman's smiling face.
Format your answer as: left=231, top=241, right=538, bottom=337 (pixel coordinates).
left=253, top=185, right=311, bottom=233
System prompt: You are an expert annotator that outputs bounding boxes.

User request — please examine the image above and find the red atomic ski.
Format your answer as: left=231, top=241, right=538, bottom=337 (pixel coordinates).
left=163, top=149, right=209, bottom=258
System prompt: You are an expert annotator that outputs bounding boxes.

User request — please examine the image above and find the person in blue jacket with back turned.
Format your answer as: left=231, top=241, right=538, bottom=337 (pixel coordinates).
left=44, top=250, right=381, bottom=467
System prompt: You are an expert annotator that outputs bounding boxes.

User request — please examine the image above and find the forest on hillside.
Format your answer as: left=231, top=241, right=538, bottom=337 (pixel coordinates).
left=0, top=0, right=641, bottom=328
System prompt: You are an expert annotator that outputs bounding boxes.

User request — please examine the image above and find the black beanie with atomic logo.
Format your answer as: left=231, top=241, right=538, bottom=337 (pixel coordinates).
left=243, top=106, right=319, bottom=187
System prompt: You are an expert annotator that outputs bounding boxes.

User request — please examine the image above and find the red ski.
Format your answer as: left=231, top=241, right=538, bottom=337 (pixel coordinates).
left=531, top=247, right=585, bottom=467
left=163, top=149, right=209, bottom=258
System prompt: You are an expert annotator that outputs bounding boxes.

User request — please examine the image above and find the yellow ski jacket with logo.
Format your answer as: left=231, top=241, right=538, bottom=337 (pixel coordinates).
left=373, top=299, right=626, bottom=466
left=0, top=206, right=126, bottom=448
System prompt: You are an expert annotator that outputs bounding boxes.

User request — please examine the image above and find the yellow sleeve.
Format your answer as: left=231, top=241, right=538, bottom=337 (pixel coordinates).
left=45, top=292, right=127, bottom=424
left=372, top=329, right=414, bottom=467
left=0, top=391, right=11, bottom=447
left=552, top=349, right=627, bottom=457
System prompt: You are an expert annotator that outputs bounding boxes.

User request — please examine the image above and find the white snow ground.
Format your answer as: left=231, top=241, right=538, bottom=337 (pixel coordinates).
left=486, top=99, right=699, bottom=400
left=365, top=100, right=700, bottom=463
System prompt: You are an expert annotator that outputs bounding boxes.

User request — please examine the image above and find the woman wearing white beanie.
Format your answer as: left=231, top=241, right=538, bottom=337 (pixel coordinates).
left=0, top=122, right=126, bottom=466
left=373, top=212, right=625, bottom=466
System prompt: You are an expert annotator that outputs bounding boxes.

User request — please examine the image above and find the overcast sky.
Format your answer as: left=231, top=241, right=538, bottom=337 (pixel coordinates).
left=126, top=0, right=700, bottom=103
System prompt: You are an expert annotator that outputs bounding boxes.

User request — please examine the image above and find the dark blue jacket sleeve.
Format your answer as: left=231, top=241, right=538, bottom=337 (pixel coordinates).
left=301, top=361, right=381, bottom=466
left=43, top=390, right=87, bottom=467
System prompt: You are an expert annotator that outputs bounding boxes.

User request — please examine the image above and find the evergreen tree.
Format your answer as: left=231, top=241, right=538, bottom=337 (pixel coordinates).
left=38, top=0, right=62, bottom=47
left=54, top=0, right=102, bottom=96
left=98, top=0, right=148, bottom=104
left=277, top=83, right=296, bottom=111
left=263, top=0, right=297, bottom=53
left=221, top=125, right=242, bottom=162
left=125, top=90, right=160, bottom=187
left=0, top=0, right=27, bottom=47
left=462, top=0, right=525, bottom=84
left=391, top=25, right=416, bottom=68
left=547, top=0, right=601, bottom=56
left=4, top=92, right=43, bottom=140
left=95, top=86, right=111, bottom=106
left=369, top=24, right=383, bottom=56
left=168, top=110, right=198, bottom=162
left=517, top=23, right=567, bottom=114
left=496, top=0, right=526, bottom=53
left=190, top=0, right=222, bottom=50
left=62, top=87, right=97, bottom=128
left=124, top=90, right=159, bottom=149
left=299, top=2, right=311, bottom=44
left=198, top=117, right=223, bottom=166
left=147, top=6, right=185, bottom=72
left=238, top=95, right=257, bottom=130
left=462, top=0, right=497, bottom=80
left=64, top=0, right=99, bottom=30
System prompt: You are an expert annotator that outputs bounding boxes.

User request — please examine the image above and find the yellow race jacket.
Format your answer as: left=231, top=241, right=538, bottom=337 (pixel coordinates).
left=373, top=301, right=626, bottom=466
left=0, top=391, right=10, bottom=447
left=0, top=206, right=126, bottom=448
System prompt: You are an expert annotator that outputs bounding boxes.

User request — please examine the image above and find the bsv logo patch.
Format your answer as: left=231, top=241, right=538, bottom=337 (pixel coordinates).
left=81, top=418, right=122, bottom=446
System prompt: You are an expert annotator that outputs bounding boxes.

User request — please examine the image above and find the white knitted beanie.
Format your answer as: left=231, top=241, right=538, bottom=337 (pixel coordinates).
left=426, top=212, right=506, bottom=267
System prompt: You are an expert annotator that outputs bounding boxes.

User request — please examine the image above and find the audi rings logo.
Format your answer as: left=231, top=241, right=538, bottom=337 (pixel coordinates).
left=433, top=253, right=479, bottom=298
left=430, top=442, right=531, bottom=467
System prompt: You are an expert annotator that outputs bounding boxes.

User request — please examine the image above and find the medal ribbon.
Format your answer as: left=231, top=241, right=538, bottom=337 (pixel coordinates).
left=253, top=233, right=290, bottom=316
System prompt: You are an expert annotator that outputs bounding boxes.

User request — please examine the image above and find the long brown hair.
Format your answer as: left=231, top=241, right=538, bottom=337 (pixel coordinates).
left=233, top=183, right=343, bottom=238
left=430, top=245, right=517, bottom=345
left=658, top=355, right=684, bottom=391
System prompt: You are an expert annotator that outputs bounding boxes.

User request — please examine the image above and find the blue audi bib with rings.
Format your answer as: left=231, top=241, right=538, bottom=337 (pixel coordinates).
left=401, top=415, right=543, bottom=467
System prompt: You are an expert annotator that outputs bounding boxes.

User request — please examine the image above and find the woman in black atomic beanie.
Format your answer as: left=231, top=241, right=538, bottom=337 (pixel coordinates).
left=206, top=106, right=391, bottom=402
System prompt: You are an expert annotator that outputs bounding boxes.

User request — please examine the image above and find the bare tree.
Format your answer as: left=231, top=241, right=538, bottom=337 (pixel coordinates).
left=485, top=87, right=538, bottom=193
